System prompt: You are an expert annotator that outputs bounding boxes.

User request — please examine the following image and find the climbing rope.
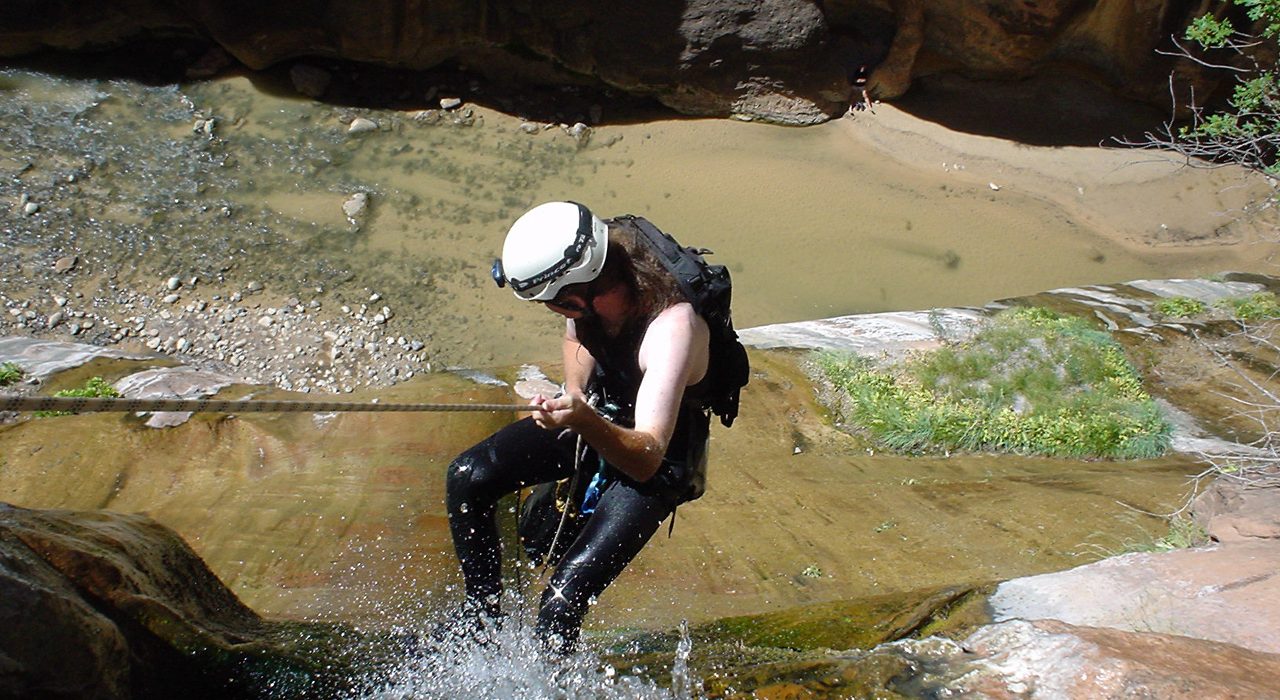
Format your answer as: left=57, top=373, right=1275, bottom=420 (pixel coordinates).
left=0, top=395, right=537, bottom=414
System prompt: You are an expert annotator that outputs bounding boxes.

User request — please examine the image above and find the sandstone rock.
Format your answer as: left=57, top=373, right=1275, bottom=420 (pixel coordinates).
left=0, top=514, right=130, bottom=698
left=0, top=504, right=372, bottom=698
left=955, top=619, right=1280, bottom=699
left=113, top=366, right=235, bottom=428
left=705, top=619, right=1280, bottom=698
left=0, top=1, right=1238, bottom=122
left=1193, top=478, right=1280, bottom=542
left=989, top=541, right=1280, bottom=654
left=0, top=337, right=151, bottom=380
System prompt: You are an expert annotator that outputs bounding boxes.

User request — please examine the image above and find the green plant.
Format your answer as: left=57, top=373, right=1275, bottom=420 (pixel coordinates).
left=817, top=307, right=1171, bottom=459
left=0, top=362, right=23, bottom=386
left=1152, top=515, right=1211, bottom=551
left=1134, top=1, right=1280, bottom=178
left=1153, top=296, right=1207, bottom=318
left=1216, top=291, right=1280, bottom=320
left=35, top=377, right=121, bottom=417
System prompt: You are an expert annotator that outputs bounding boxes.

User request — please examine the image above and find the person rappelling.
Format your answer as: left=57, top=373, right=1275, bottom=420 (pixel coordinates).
left=445, top=201, right=749, bottom=654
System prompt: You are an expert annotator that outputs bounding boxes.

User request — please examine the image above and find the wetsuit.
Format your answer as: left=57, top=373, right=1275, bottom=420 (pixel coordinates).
left=446, top=313, right=709, bottom=651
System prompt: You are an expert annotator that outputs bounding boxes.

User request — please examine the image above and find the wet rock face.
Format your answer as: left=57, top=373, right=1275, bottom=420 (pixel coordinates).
left=704, top=619, right=1280, bottom=698
left=0, top=0, right=1221, bottom=121
left=0, top=503, right=370, bottom=699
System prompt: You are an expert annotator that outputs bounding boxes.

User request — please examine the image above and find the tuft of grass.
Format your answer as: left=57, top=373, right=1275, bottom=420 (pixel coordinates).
left=1216, top=292, right=1280, bottom=321
left=1151, top=515, right=1211, bottom=551
left=817, top=307, right=1171, bottom=459
left=35, top=377, right=121, bottom=417
left=1152, top=296, right=1206, bottom=319
left=0, top=362, right=23, bottom=386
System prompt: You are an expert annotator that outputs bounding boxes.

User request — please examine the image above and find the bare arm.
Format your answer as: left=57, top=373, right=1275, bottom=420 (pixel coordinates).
left=561, top=319, right=595, bottom=395
left=532, top=304, right=709, bottom=481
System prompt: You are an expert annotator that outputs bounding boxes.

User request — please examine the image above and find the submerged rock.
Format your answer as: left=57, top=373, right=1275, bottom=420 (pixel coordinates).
left=113, top=366, right=236, bottom=428
left=0, top=336, right=152, bottom=380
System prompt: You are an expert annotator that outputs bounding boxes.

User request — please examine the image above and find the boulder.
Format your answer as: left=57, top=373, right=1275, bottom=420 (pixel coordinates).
left=0, top=503, right=375, bottom=699
left=1193, top=478, right=1280, bottom=543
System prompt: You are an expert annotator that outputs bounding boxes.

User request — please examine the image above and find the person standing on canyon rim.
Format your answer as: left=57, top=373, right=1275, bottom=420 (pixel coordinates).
left=444, top=200, right=746, bottom=654
left=850, top=65, right=874, bottom=113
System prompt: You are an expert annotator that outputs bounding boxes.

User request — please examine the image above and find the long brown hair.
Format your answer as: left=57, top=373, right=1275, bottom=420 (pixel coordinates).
left=572, top=220, right=687, bottom=359
left=598, top=220, right=687, bottom=323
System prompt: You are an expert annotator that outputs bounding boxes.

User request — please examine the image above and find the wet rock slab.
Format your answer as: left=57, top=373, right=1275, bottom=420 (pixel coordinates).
left=114, top=365, right=236, bottom=428
left=989, top=541, right=1280, bottom=655
left=704, top=619, right=1280, bottom=699
left=737, top=308, right=986, bottom=356
left=0, top=336, right=153, bottom=380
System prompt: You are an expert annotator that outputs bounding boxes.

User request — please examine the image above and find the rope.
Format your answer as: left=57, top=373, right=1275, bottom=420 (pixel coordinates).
left=0, top=395, right=537, bottom=414
left=542, top=433, right=585, bottom=576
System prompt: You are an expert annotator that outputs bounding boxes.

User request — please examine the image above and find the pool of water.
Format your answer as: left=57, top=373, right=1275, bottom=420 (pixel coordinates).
left=3, top=67, right=1273, bottom=371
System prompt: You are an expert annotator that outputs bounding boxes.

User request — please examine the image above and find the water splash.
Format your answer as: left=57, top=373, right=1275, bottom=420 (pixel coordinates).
left=670, top=619, right=695, bottom=700
left=361, top=615, right=684, bottom=700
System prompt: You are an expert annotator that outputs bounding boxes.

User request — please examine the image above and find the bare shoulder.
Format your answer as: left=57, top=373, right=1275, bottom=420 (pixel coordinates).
left=639, top=302, right=710, bottom=383
left=648, top=302, right=709, bottom=338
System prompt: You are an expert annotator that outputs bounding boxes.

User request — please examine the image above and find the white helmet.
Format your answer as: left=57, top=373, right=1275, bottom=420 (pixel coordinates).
left=491, top=201, right=609, bottom=301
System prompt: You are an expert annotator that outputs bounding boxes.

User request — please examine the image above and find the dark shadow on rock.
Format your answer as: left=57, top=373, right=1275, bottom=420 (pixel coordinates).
left=893, top=73, right=1172, bottom=148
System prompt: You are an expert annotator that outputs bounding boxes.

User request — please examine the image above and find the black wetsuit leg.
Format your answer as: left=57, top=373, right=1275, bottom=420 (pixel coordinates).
left=446, top=418, right=576, bottom=615
left=535, top=475, right=677, bottom=651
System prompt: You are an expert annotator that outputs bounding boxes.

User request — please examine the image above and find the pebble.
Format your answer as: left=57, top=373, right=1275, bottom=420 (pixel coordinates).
left=566, top=122, right=591, bottom=144
left=166, top=276, right=183, bottom=291
left=246, top=281, right=263, bottom=293
left=348, top=117, right=378, bottom=134
left=53, top=256, right=78, bottom=274
left=258, top=316, right=274, bottom=328
left=47, top=311, right=64, bottom=328
left=163, top=294, right=180, bottom=304
left=23, top=202, right=39, bottom=215
left=440, top=97, right=462, bottom=110
left=343, top=192, right=368, bottom=220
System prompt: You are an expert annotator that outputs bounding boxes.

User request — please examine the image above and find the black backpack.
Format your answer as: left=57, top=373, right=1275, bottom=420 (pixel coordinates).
left=614, top=215, right=750, bottom=427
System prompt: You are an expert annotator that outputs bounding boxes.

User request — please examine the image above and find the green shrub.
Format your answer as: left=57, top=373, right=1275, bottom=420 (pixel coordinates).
left=1152, top=296, right=1206, bottom=318
left=1217, top=292, right=1280, bottom=321
left=35, top=377, right=121, bottom=417
left=817, top=307, right=1171, bottom=459
left=0, top=362, right=23, bottom=386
